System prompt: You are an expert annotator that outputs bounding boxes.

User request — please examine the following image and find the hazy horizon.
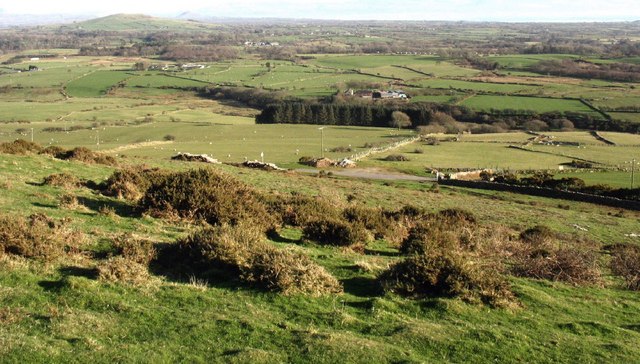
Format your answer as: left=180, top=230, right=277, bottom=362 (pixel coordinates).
left=0, top=0, right=639, bottom=22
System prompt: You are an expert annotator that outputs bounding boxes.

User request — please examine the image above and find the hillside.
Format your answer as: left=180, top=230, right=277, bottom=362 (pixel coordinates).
left=58, top=13, right=217, bottom=32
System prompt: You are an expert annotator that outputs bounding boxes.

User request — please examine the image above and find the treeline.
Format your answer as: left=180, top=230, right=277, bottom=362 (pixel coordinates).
left=530, top=59, right=640, bottom=82
left=255, top=101, right=640, bottom=133
left=200, top=86, right=293, bottom=109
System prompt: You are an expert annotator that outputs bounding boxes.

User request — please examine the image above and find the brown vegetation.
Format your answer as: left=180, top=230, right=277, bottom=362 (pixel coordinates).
left=509, top=226, right=601, bottom=285
left=609, top=244, right=640, bottom=291
left=140, top=169, right=276, bottom=231
left=0, top=213, right=83, bottom=261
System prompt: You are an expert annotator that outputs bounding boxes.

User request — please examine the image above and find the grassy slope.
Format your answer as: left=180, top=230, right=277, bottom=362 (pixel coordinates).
left=1, top=153, right=640, bottom=362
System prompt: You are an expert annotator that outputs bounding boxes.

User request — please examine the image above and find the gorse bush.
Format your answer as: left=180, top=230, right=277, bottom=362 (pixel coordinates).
left=0, top=139, right=43, bottom=155
left=112, top=233, right=156, bottom=265
left=173, top=223, right=342, bottom=295
left=97, top=256, right=151, bottom=286
left=242, top=246, right=343, bottom=296
left=383, top=154, right=410, bottom=162
left=100, top=167, right=168, bottom=201
left=343, top=205, right=391, bottom=240
left=0, top=213, right=83, bottom=261
left=267, top=194, right=340, bottom=227
left=378, top=251, right=513, bottom=307
left=43, top=173, right=83, bottom=189
left=399, top=208, right=478, bottom=255
left=54, top=147, right=118, bottom=166
left=303, top=217, right=370, bottom=247
left=140, top=168, right=276, bottom=231
left=176, top=223, right=263, bottom=273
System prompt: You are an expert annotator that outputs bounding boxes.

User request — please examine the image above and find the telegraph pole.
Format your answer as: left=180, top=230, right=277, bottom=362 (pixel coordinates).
left=632, top=158, right=636, bottom=189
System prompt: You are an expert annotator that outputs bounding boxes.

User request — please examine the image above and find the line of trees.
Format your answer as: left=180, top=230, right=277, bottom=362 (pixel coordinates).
left=254, top=100, right=640, bottom=134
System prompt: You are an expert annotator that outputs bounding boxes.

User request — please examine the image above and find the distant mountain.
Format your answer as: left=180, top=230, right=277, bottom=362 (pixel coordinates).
left=57, top=13, right=218, bottom=32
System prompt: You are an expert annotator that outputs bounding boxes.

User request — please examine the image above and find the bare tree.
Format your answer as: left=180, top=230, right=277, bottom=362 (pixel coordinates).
left=390, top=111, right=412, bottom=130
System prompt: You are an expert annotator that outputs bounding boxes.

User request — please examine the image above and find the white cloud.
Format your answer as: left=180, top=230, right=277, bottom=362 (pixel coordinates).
left=0, top=0, right=638, bottom=20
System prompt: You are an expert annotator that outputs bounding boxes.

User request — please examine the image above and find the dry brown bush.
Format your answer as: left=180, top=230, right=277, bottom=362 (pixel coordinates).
left=100, top=167, right=168, bottom=201
left=55, top=147, right=118, bottom=166
left=268, top=194, right=341, bottom=227
left=609, top=244, right=640, bottom=290
left=97, top=256, right=151, bottom=286
left=59, top=194, right=79, bottom=209
left=0, top=139, right=43, bottom=155
left=509, top=226, right=601, bottom=285
left=39, top=145, right=66, bottom=157
left=399, top=208, right=479, bottom=255
left=44, top=173, right=83, bottom=189
left=112, top=233, right=156, bottom=265
left=0, top=213, right=83, bottom=261
left=242, top=246, right=343, bottom=296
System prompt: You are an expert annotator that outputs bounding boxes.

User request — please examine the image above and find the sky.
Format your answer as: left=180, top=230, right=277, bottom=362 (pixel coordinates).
left=0, top=0, right=639, bottom=21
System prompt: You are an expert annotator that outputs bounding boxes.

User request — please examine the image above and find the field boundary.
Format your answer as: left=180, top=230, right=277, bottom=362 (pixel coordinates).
left=439, top=178, right=640, bottom=210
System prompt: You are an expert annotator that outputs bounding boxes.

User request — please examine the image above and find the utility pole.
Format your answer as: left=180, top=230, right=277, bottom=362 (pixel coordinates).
left=30, top=128, right=34, bottom=142
left=632, top=158, right=636, bottom=189
left=96, top=130, right=100, bottom=146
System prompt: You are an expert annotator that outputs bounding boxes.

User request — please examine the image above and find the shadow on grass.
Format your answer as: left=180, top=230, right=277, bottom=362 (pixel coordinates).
left=77, top=196, right=139, bottom=218
left=267, top=230, right=301, bottom=244
left=38, top=265, right=99, bottom=292
left=341, top=276, right=382, bottom=298
left=149, top=243, right=259, bottom=293
left=364, top=248, right=400, bottom=257
left=31, top=202, right=58, bottom=209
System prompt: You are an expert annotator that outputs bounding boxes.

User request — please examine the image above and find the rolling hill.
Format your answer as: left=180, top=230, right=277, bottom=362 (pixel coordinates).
left=58, top=13, right=218, bottom=32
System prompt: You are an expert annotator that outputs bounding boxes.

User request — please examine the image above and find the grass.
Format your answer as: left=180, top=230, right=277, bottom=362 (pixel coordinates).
left=460, top=95, right=595, bottom=113
left=66, top=71, right=133, bottom=97
left=1, top=152, right=640, bottom=362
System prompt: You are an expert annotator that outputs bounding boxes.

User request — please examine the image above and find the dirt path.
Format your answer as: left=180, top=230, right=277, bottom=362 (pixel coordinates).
left=296, top=168, right=434, bottom=181
left=101, top=140, right=174, bottom=153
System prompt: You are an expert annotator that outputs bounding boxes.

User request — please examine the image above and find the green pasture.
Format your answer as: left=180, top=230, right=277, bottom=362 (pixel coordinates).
left=558, top=170, right=637, bottom=189
left=527, top=145, right=640, bottom=167
left=609, top=112, right=640, bottom=124
left=542, top=131, right=608, bottom=145
left=418, top=79, right=537, bottom=93
left=487, top=54, right=580, bottom=70
left=360, top=141, right=573, bottom=173
left=592, top=96, right=640, bottom=109
left=461, top=95, right=595, bottom=113
left=597, top=132, right=640, bottom=145
left=66, top=70, right=133, bottom=97
left=126, top=73, right=209, bottom=88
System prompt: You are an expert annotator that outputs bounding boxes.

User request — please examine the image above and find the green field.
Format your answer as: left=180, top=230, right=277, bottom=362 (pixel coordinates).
left=461, top=95, right=595, bottom=113
left=66, top=71, right=133, bottom=97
